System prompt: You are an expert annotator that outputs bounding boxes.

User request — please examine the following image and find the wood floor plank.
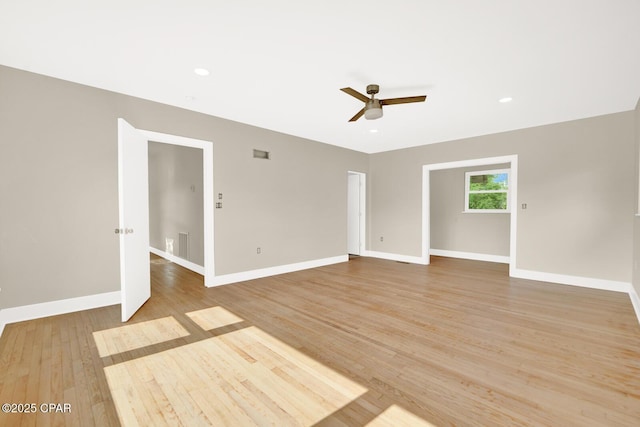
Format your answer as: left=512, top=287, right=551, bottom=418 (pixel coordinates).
left=1, top=255, right=639, bottom=426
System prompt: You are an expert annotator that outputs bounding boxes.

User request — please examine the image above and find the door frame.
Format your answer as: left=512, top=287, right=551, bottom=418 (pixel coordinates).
left=422, top=155, right=518, bottom=275
left=121, top=123, right=215, bottom=287
left=347, top=171, right=367, bottom=256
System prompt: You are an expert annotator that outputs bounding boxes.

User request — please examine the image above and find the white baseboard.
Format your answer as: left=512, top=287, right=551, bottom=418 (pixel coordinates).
left=429, top=249, right=510, bottom=264
left=511, top=268, right=631, bottom=293
left=207, top=255, right=349, bottom=287
left=3, top=263, right=636, bottom=339
left=363, top=250, right=427, bottom=265
left=629, top=286, right=640, bottom=326
left=150, top=247, right=205, bottom=275
left=0, top=291, right=121, bottom=338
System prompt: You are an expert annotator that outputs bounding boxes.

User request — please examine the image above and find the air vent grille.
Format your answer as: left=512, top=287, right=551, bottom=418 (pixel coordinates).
left=253, top=149, right=270, bottom=159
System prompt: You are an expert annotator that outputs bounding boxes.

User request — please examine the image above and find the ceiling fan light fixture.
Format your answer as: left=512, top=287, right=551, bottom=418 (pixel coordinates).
left=364, top=100, right=383, bottom=120
left=341, top=85, right=425, bottom=122
left=364, top=107, right=383, bottom=120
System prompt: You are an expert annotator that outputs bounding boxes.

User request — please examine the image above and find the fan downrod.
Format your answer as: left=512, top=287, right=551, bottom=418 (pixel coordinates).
left=366, top=84, right=380, bottom=96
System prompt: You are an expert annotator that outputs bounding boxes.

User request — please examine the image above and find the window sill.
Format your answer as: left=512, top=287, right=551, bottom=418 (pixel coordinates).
left=463, top=210, right=511, bottom=214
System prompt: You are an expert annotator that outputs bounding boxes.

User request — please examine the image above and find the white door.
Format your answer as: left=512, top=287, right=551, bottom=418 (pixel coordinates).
left=347, top=173, right=360, bottom=255
left=117, top=119, right=151, bottom=321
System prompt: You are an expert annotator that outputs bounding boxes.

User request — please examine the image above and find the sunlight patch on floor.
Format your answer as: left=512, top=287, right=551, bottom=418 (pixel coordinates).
left=92, top=316, right=189, bottom=357
left=367, top=404, right=437, bottom=427
left=103, top=325, right=367, bottom=426
left=186, top=306, right=244, bottom=330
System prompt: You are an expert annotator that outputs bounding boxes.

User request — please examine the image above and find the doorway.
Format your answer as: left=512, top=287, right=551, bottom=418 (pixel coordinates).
left=148, top=142, right=205, bottom=275
left=422, top=155, right=518, bottom=275
left=347, top=171, right=366, bottom=256
left=138, top=128, right=214, bottom=283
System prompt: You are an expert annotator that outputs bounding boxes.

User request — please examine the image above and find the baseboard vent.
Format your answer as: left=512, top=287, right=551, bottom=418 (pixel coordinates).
left=178, top=232, right=189, bottom=260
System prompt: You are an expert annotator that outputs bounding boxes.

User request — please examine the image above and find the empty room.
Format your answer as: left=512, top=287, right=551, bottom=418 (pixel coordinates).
left=1, top=1, right=639, bottom=426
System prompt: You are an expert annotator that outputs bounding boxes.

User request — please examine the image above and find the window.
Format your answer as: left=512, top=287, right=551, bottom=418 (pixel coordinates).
left=464, top=169, right=510, bottom=213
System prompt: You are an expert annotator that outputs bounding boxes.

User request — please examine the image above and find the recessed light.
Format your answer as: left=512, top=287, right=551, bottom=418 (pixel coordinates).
left=369, top=129, right=378, bottom=133
left=194, top=68, right=210, bottom=76
left=499, top=97, right=513, bottom=103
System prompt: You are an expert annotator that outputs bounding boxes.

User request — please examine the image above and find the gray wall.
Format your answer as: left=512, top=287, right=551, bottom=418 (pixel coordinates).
left=148, top=142, right=204, bottom=266
left=0, top=63, right=636, bottom=312
left=430, top=164, right=510, bottom=257
left=370, top=112, right=635, bottom=283
left=0, top=65, right=368, bottom=309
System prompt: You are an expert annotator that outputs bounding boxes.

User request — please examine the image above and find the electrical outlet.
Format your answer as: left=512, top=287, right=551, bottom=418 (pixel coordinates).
left=257, top=247, right=261, bottom=254
left=380, top=236, right=384, bottom=242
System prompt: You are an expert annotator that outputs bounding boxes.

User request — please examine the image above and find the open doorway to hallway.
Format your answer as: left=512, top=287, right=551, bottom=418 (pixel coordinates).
left=148, top=142, right=205, bottom=276
left=347, top=171, right=366, bottom=258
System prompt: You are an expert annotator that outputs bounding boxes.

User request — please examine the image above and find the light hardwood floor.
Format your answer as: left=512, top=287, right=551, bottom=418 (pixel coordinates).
left=1, top=255, right=639, bottom=426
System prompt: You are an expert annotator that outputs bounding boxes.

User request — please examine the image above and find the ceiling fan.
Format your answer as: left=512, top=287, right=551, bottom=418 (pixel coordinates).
left=340, top=84, right=427, bottom=122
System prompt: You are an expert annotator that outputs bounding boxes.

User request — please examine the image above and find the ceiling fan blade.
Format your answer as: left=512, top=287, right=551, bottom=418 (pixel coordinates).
left=341, top=87, right=370, bottom=103
left=348, top=107, right=365, bottom=122
left=380, top=95, right=427, bottom=105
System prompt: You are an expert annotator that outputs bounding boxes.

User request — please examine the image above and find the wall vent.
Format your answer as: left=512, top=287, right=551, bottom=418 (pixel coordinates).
left=253, top=149, right=270, bottom=159
left=178, top=232, right=189, bottom=260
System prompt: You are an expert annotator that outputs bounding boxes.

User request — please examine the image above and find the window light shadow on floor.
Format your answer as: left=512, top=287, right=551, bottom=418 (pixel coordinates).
left=94, top=306, right=435, bottom=426
left=186, top=306, right=244, bottom=330
left=92, top=316, right=190, bottom=358
left=366, top=404, right=437, bottom=427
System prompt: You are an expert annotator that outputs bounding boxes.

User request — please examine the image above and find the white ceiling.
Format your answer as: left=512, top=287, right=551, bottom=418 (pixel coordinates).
left=1, top=1, right=639, bottom=154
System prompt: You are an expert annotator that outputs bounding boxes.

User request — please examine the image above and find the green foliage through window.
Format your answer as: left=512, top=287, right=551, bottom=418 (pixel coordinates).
left=465, top=170, right=510, bottom=212
left=468, top=193, right=507, bottom=210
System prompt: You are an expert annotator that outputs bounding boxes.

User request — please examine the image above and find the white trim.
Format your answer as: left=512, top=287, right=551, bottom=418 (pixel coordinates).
left=141, top=130, right=210, bottom=150
left=363, top=250, right=428, bottom=265
left=206, top=255, right=349, bottom=287
left=1, top=275, right=637, bottom=340
left=430, top=249, right=510, bottom=264
left=511, top=268, right=631, bottom=293
left=137, top=127, right=215, bottom=287
left=0, top=291, right=121, bottom=338
left=422, top=169, right=431, bottom=265
left=149, top=247, right=205, bottom=275
left=627, top=286, right=640, bottom=325
left=422, top=155, right=519, bottom=275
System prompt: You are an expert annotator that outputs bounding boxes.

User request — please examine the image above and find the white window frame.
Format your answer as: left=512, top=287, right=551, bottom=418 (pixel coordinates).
left=464, top=168, right=511, bottom=213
